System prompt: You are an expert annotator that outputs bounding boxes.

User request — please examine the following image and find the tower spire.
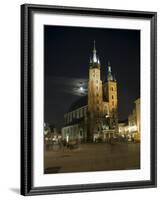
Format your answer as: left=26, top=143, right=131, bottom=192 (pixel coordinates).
left=93, top=40, right=97, bottom=63
left=107, top=61, right=113, bottom=81
left=108, top=61, right=111, bottom=73
left=89, top=41, right=100, bottom=68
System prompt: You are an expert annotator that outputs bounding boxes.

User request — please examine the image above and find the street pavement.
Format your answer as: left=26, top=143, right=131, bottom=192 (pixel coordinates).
left=44, top=143, right=140, bottom=174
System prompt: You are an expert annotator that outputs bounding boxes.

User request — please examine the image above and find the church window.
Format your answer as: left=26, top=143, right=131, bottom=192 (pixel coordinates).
left=67, top=114, right=69, bottom=123
left=80, top=130, right=83, bottom=137
left=77, top=110, right=79, bottom=118
left=73, top=111, right=75, bottom=118
left=80, top=109, right=83, bottom=117
left=112, top=95, right=114, bottom=99
left=70, top=113, right=72, bottom=122
left=112, top=101, right=114, bottom=106
left=111, top=87, right=113, bottom=91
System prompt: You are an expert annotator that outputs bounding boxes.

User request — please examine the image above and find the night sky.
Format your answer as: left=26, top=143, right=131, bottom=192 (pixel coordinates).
left=44, top=25, right=140, bottom=128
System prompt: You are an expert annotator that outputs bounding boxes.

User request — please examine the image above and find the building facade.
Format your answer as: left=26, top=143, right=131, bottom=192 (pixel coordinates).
left=117, top=98, right=140, bottom=142
left=135, top=98, right=140, bottom=135
left=62, top=41, right=118, bottom=142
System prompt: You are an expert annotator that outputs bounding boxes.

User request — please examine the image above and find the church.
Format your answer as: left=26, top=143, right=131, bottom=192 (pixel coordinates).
left=62, top=41, right=118, bottom=142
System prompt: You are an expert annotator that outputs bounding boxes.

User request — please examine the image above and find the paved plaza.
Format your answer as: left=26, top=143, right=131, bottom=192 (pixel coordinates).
left=44, top=143, right=140, bottom=174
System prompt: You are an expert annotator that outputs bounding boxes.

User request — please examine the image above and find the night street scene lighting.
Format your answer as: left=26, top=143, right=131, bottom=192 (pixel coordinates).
left=44, top=25, right=140, bottom=174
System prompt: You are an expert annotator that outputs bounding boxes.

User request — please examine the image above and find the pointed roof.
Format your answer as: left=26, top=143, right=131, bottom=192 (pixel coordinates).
left=107, top=61, right=115, bottom=81
left=93, top=40, right=97, bottom=63
left=89, top=40, right=100, bottom=68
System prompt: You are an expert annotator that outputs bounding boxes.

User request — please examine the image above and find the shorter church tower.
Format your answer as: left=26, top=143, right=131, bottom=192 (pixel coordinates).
left=103, top=62, right=118, bottom=130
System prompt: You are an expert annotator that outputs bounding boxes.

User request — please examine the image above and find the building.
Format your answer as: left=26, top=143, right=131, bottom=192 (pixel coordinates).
left=128, top=108, right=137, bottom=133
left=118, top=120, right=129, bottom=137
left=117, top=98, right=140, bottom=142
left=135, top=98, right=140, bottom=135
left=128, top=98, right=140, bottom=141
left=44, top=123, right=62, bottom=144
left=62, top=41, right=118, bottom=142
left=62, top=101, right=88, bottom=143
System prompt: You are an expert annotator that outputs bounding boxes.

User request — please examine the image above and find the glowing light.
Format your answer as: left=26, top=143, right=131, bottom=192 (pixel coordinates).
left=105, top=114, right=109, bottom=118
left=80, top=87, right=84, bottom=92
left=128, top=125, right=137, bottom=133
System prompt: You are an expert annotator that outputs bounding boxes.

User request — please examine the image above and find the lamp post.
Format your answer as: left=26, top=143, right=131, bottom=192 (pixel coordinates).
left=104, top=114, right=110, bottom=142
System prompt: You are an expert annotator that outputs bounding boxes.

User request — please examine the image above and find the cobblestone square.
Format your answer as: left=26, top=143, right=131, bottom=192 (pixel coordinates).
left=44, top=143, right=140, bottom=174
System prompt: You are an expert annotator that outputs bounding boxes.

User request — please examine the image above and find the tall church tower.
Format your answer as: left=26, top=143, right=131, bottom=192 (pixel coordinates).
left=88, top=41, right=103, bottom=141
left=103, top=62, right=118, bottom=130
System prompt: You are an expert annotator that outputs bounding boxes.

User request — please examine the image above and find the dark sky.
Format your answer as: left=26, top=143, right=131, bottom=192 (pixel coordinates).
left=44, top=25, right=140, bottom=128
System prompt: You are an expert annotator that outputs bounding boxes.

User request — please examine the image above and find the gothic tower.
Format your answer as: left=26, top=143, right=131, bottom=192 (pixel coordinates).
left=88, top=41, right=103, bottom=141
left=103, top=62, right=118, bottom=130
